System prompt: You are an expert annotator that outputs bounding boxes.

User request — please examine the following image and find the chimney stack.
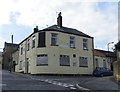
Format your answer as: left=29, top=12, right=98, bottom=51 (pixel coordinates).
left=11, top=35, right=13, bottom=44
left=34, top=26, right=39, bottom=33
left=57, top=12, right=62, bottom=27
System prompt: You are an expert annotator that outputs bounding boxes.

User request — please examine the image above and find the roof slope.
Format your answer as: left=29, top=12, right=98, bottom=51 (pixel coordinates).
left=94, top=49, right=116, bottom=58
left=42, top=25, right=93, bottom=38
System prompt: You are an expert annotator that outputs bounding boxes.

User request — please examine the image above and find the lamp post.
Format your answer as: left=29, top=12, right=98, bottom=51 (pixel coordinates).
left=107, top=42, right=114, bottom=52
left=107, top=42, right=114, bottom=70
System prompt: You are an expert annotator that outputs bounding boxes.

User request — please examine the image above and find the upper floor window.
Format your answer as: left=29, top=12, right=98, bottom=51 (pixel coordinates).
left=21, top=47, right=23, bottom=55
left=83, top=39, right=88, bottom=50
left=32, top=36, right=35, bottom=48
left=27, top=40, right=30, bottom=51
left=51, top=33, right=58, bottom=46
left=70, top=36, right=75, bottom=48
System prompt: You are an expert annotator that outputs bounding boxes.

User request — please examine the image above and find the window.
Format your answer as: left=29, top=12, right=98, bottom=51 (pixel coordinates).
left=79, top=57, right=88, bottom=67
left=32, top=36, right=35, bottom=48
left=70, top=36, right=75, bottom=48
left=37, top=54, right=48, bottom=66
left=27, top=43, right=30, bottom=51
left=95, top=58, right=99, bottom=68
left=51, top=33, right=58, bottom=46
left=59, top=55, right=70, bottom=66
left=21, top=47, right=23, bottom=55
left=38, top=32, right=46, bottom=47
left=83, top=39, right=88, bottom=50
left=19, top=61, right=22, bottom=70
left=103, top=60, right=106, bottom=68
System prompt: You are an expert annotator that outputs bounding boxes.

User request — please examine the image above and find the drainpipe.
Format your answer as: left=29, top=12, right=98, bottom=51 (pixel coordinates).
left=92, top=38, right=95, bottom=71
left=25, top=40, right=27, bottom=73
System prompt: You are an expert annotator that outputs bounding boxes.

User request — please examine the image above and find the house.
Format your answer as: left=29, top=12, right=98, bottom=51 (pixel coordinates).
left=94, top=49, right=117, bottom=70
left=0, top=52, right=2, bottom=68
left=2, top=42, right=19, bottom=70
left=15, top=12, right=94, bottom=75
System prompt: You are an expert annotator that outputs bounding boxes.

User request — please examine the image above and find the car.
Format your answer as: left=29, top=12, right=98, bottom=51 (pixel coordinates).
left=93, top=67, right=113, bottom=77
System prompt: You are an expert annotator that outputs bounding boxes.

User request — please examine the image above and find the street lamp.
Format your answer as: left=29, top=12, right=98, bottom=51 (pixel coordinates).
left=107, top=42, right=114, bottom=52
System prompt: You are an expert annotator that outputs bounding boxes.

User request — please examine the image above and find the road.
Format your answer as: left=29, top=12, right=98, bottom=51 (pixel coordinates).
left=1, top=70, right=119, bottom=92
left=2, top=70, right=76, bottom=91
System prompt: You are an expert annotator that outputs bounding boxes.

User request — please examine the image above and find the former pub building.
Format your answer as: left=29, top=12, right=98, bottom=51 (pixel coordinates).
left=14, top=12, right=94, bottom=75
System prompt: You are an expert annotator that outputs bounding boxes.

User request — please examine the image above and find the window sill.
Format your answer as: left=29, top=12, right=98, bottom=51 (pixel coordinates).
left=36, top=64, right=48, bottom=66
left=51, top=44, right=59, bottom=46
left=79, top=66, right=88, bottom=67
left=60, top=65, right=70, bottom=66
left=70, top=47, right=76, bottom=49
left=83, top=49, right=88, bottom=51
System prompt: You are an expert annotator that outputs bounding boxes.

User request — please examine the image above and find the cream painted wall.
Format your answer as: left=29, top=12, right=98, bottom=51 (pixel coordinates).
left=17, top=31, right=94, bottom=74
left=0, top=52, right=2, bottom=65
left=94, top=56, right=111, bottom=69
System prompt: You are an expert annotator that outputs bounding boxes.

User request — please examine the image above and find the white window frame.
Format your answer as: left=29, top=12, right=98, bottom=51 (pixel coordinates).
left=70, top=36, right=75, bottom=48
left=36, top=54, right=48, bottom=66
left=95, top=58, right=99, bottom=68
left=83, top=39, right=88, bottom=50
left=32, top=36, right=35, bottom=48
left=59, top=55, right=70, bottom=66
left=79, top=57, right=88, bottom=67
left=51, top=33, right=58, bottom=46
left=19, top=61, right=22, bottom=70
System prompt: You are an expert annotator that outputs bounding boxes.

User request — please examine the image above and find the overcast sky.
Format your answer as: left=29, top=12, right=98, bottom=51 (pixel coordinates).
left=0, top=0, right=119, bottom=51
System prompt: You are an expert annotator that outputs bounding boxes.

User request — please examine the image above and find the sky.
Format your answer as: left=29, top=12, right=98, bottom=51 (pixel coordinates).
left=0, top=0, right=119, bottom=52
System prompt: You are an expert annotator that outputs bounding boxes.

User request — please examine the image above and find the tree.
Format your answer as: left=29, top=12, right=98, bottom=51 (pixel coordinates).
left=115, top=41, right=120, bottom=51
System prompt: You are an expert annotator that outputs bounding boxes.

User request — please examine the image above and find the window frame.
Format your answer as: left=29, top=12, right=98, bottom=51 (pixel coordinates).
left=83, top=39, right=88, bottom=50
left=32, top=36, right=35, bottom=48
left=21, top=47, right=23, bottom=55
left=51, top=33, right=58, bottom=46
left=36, top=54, right=48, bottom=66
left=70, top=36, right=75, bottom=48
left=59, top=55, right=70, bottom=66
left=79, top=57, right=88, bottom=67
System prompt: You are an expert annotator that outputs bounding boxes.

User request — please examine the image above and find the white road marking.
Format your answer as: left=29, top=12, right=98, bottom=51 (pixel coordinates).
left=0, top=84, right=6, bottom=86
left=70, top=87, right=77, bottom=89
left=76, top=84, right=89, bottom=90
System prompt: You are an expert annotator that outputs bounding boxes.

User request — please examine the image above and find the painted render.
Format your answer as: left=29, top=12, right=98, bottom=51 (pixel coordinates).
left=15, top=31, right=94, bottom=74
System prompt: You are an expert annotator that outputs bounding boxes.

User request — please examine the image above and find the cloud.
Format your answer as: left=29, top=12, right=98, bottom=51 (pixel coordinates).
left=0, top=0, right=118, bottom=51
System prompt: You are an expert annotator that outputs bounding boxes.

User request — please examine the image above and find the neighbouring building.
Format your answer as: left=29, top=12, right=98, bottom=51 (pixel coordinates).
left=2, top=42, right=19, bottom=70
left=0, top=52, right=2, bottom=68
left=94, top=49, right=117, bottom=70
left=15, top=12, right=94, bottom=75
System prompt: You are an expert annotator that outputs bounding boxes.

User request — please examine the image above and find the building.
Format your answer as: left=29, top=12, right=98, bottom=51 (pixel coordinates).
left=15, top=12, right=94, bottom=75
left=2, top=42, right=19, bottom=70
left=94, top=49, right=117, bottom=70
left=0, top=52, right=2, bottom=69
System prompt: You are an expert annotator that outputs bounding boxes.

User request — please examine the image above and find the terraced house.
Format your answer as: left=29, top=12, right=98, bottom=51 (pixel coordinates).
left=15, top=12, right=94, bottom=75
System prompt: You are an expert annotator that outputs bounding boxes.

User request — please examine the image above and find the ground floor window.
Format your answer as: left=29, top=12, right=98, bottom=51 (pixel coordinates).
left=79, top=57, right=88, bottom=67
left=37, top=54, right=48, bottom=66
left=103, top=60, right=106, bottom=68
left=19, top=61, right=23, bottom=70
left=95, top=58, right=99, bottom=68
left=59, top=55, right=70, bottom=66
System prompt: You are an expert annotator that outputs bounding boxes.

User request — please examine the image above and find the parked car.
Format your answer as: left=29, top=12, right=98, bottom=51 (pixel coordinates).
left=93, top=67, right=113, bottom=77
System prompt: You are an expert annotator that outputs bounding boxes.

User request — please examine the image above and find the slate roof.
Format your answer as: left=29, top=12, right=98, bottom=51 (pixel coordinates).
left=42, top=25, right=93, bottom=38
left=94, top=49, right=116, bottom=58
